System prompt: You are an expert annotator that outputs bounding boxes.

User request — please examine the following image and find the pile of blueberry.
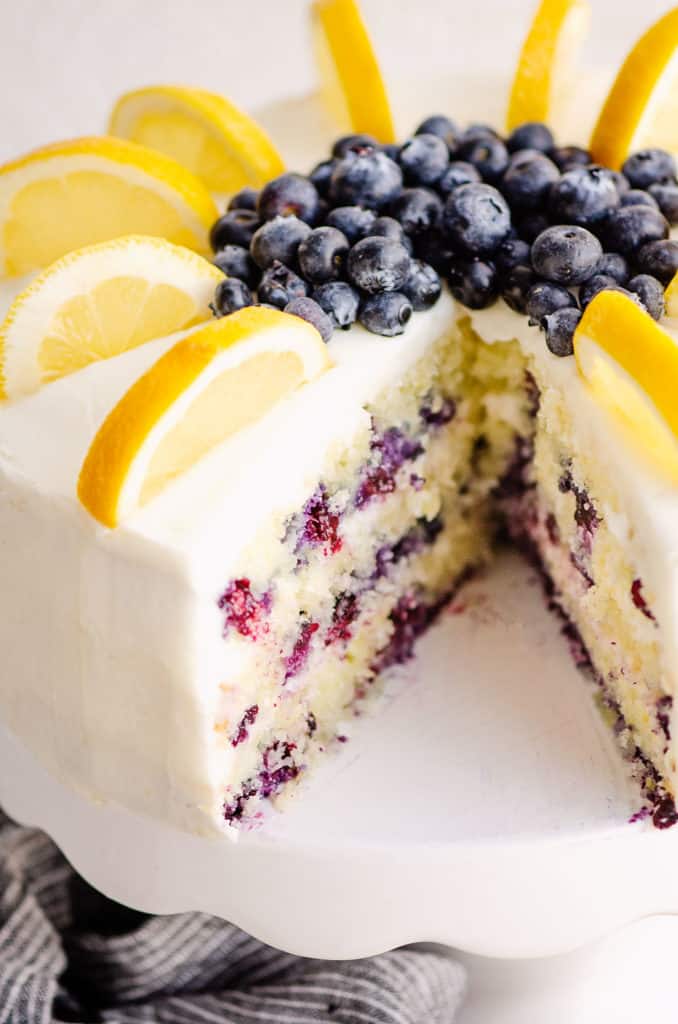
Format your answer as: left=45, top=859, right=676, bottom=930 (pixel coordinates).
left=208, top=116, right=678, bottom=356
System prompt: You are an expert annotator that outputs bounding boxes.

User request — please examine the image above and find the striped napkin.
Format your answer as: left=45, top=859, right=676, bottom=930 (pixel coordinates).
left=0, top=809, right=466, bottom=1023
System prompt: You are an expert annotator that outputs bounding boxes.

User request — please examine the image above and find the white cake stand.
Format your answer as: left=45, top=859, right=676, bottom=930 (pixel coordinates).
left=2, top=549, right=678, bottom=969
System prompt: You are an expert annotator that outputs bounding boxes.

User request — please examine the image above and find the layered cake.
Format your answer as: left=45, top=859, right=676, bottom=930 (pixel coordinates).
left=2, top=0, right=678, bottom=835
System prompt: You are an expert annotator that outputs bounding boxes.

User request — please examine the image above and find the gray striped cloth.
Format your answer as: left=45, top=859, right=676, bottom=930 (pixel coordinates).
left=0, top=809, right=466, bottom=1023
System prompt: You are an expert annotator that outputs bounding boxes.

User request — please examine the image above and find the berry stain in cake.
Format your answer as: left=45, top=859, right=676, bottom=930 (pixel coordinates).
left=657, top=695, right=672, bottom=743
left=284, top=620, right=320, bottom=682
left=218, top=579, right=271, bottom=639
left=355, top=426, right=423, bottom=508
left=326, top=591, right=360, bottom=645
left=420, top=394, right=456, bottom=427
left=297, top=485, right=342, bottom=556
left=631, top=578, right=656, bottom=623
left=231, top=704, right=259, bottom=747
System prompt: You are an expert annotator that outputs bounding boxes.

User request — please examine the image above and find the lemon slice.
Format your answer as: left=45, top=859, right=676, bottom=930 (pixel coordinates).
left=109, top=86, right=285, bottom=195
left=574, top=290, right=678, bottom=480
left=665, top=270, right=678, bottom=318
left=311, top=0, right=395, bottom=144
left=506, top=0, right=590, bottom=131
left=0, top=136, right=218, bottom=278
left=78, top=307, right=333, bottom=527
left=590, top=8, right=678, bottom=168
left=0, top=235, right=223, bottom=400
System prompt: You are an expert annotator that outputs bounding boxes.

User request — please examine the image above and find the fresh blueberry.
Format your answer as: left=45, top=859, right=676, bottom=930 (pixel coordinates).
left=448, top=257, right=499, bottom=309
left=212, top=244, right=259, bottom=288
left=458, top=124, right=500, bottom=145
left=627, top=274, right=665, bottom=320
left=310, top=159, right=336, bottom=198
left=437, top=161, right=482, bottom=196
left=257, top=260, right=309, bottom=309
left=227, top=186, right=259, bottom=211
left=390, top=187, right=443, bottom=236
left=501, top=149, right=560, bottom=210
left=456, top=135, right=509, bottom=183
left=401, top=259, right=441, bottom=310
left=250, top=215, right=312, bottom=269
left=257, top=172, right=320, bottom=224
left=443, top=183, right=512, bottom=256
left=603, top=205, right=669, bottom=254
left=209, top=209, right=260, bottom=251
left=331, top=133, right=378, bottom=158
left=516, top=212, right=550, bottom=243
left=506, top=122, right=555, bottom=154
left=495, top=236, right=532, bottom=274
left=370, top=215, right=410, bottom=246
left=411, top=227, right=456, bottom=274
left=620, top=189, right=659, bottom=209
left=549, top=145, right=592, bottom=171
left=548, top=166, right=620, bottom=227
left=543, top=306, right=581, bottom=356
left=609, top=171, right=630, bottom=196
left=359, top=291, right=413, bottom=336
left=398, top=133, right=449, bottom=186
left=312, top=281, right=360, bottom=328
left=330, top=151, right=403, bottom=209
left=595, top=251, right=629, bottom=285
left=531, top=225, right=603, bottom=284
left=622, top=148, right=677, bottom=189
left=502, top=264, right=538, bottom=313
left=325, top=205, right=376, bottom=243
left=648, top=182, right=678, bottom=224
left=579, top=274, right=622, bottom=309
left=347, top=236, right=411, bottom=293
left=212, top=277, right=254, bottom=316
left=635, top=239, right=678, bottom=284
left=415, top=114, right=458, bottom=151
left=284, top=296, right=334, bottom=342
left=381, top=143, right=401, bottom=161
left=297, top=226, right=349, bottom=283
left=526, top=281, right=577, bottom=322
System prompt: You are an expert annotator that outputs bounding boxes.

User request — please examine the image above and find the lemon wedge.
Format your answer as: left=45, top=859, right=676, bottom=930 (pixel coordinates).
left=506, top=0, right=590, bottom=131
left=311, top=0, right=395, bottom=144
left=665, top=270, right=678, bottom=318
left=0, top=136, right=218, bottom=278
left=574, top=290, right=678, bottom=481
left=78, top=307, right=333, bottom=527
left=109, top=86, right=285, bottom=195
left=590, top=8, right=678, bottom=168
left=0, top=235, right=223, bottom=400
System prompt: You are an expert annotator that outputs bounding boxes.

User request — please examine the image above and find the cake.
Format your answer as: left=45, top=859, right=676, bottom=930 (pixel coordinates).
left=2, top=0, right=678, bottom=837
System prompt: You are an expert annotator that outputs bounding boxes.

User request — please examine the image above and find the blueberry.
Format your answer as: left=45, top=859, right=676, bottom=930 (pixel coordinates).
left=212, top=277, right=254, bottom=316
left=212, top=244, right=259, bottom=288
left=548, top=166, right=620, bottom=227
left=549, top=145, right=592, bottom=171
left=627, top=274, right=665, bottom=320
left=458, top=124, right=500, bottom=145
left=257, top=172, right=320, bottom=224
left=347, top=236, right=411, bottom=293
left=526, top=281, right=577, bottom=322
left=579, top=274, right=621, bottom=310
left=502, top=264, right=538, bottom=313
left=358, top=291, right=413, bottom=336
left=297, top=226, right=349, bottom=283
left=227, top=186, right=259, bottom=211
left=398, top=133, right=449, bottom=186
left=411, top=227, right=456, bottom=274
left=310, top=159, right=336, bottom=198
left=415, top=114, right=458, bottom=151
left=209, top=209, right=260, bottom=251
left=390, top=187, right=443, bottom=236
left=495, top=236, right=532, bottom=274
left=284, top=296, right=334, bottom=342
left=531, top=225, right=603, bottom=284
left=257, top=260, right=309, bottom=309
left=595, top=251, right=629, bottom=285
left=330, top=151, right=403, bottom=209
left=312, top=281, right=360, bottom=328
left=501, top=149, right=560, bottom=210
left=331, top=133, right=378, bottom=158
left=401, top=259, right=441, bottom=310
left=443, top=183, right=512, bottom=256
left=648, top=182, right=678, bottom=224
left=543, top=306, right=581, bottom=356
left=620, top=189, right=659, bottom=209
left=448, top=257, right=499, bottom=309
left=370, top=215, right=410, bottom=246
left=250, top=215, right=312, bottom=269
left=603, top=205, right=669, bottom=254
left=622, top=148, right=677, bottom=189
left=325, top=205, right=376, bottom=243
left=506, top=122, right=555, bottom=154
left=609, top=171, right=630, bottom=196
left=456, top=135, right=509, bottom=183
left=437, top=161, right=482, bottom=196
left=516, top=212, right=550, bottom=243
left=635, top=239, right=678, bottom=284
